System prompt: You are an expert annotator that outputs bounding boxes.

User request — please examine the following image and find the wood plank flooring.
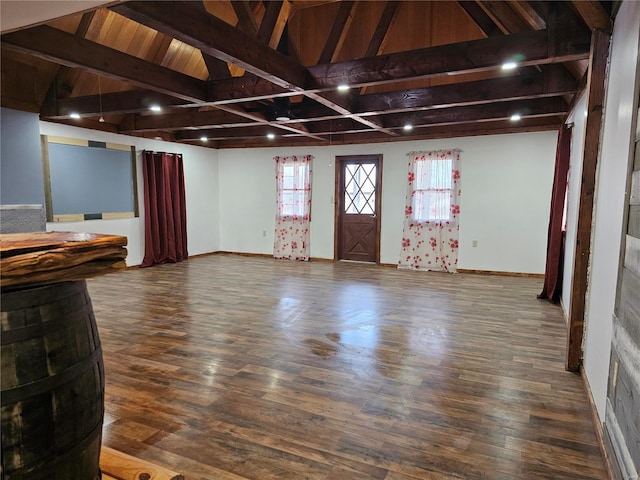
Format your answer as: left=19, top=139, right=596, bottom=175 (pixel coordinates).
left=88, top=254, right=607, bottom=480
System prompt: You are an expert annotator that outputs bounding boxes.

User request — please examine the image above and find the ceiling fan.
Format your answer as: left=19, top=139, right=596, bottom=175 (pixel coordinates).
left=245, top=96, right=304, bottom=122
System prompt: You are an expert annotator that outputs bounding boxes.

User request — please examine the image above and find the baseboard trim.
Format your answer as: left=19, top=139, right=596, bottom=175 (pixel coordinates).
left=580, top=366, right=616, bottom=480
left=213, top=251, right=273, bottom=258
left=457, top=268, right=544, bottom=278
left=180, top=254, right=546, bottom=278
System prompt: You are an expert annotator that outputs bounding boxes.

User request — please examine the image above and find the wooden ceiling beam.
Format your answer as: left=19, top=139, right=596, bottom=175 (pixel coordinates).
left=111, top=1, right=308, bottom=91
left=365, top=1, right=401, bottom=57
left=309, top=28, right=590, bottom=90
left=214, top=116, right=561, bottom=149
left=42, top=10, right=97, bottom=113
left=256, top=0, right=284, bottom=45
left=353, top=66, right=577, bottom=114
left=457, top=1, right=503, bottom=37
left=317, top=1, right=357, bottom=64
left=42, top=90, right=190, bottom=118
left=46, top=64, right=577, bottom=121
left=212, top=104, right=324, bottom=141
left=509, top=1, right=546, bottom=30
left=358, top=0, right=400, bottom=95
left=194, top=1, right=231, bottom=80
left=570, top=0, right=612, bottom=32
left=304, top=97, right=565, bottom=133
left=382, top=97, right=567, bottom=128
left=231, top=0, right=259, bottom=37
left=476, top=1, right=529, bottom=34
left=1, top=25, right=207, bottom=102
left=119, top=108, right=251, bottom=133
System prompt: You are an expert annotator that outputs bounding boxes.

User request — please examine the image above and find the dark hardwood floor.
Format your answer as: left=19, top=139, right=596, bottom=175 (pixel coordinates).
left=88, top=254, right=607, bottom=480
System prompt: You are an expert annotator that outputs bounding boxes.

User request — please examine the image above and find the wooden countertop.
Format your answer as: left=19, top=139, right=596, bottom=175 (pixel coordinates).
left=1, top=231, right=128, bottom=288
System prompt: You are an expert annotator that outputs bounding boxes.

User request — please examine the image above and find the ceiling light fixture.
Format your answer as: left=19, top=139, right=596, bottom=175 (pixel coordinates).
left=275, top=115, right=290, bottom=122
left=501, top=61, right=518, bottom=70
left=337, top=84, right=350, bottom=92
left=150, top=105, right=162, bottom=112
left=267, top=133, right=275, bottom=139
left=510, top=113, right=522, bottom=121
left=403, top=124, right=413, bottom=131
left=70, top=112, right=81, bottom=119
left=200, top=136, right=208, bottom=142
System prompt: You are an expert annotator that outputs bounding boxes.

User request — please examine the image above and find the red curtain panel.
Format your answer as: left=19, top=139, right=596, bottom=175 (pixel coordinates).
left=141, top=151, right=188, bottom=267
left=539, top=124, right=572, bottom=302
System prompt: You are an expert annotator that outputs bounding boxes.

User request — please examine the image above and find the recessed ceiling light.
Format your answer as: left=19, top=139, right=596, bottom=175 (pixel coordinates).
left=70, top=112, right=81, bottom=119
left=150, top=105, right=162, bottom=112
left=267, top=133, right=276, bottom=139
left=200, top=136, right=208, bottom=142
left=403, top=124, right=413, bottom=131
left=337, top=84, right=350, bottom=92
left=502, top=61, right=518, bottom=70
left=510, top=113, right=522, bottom=121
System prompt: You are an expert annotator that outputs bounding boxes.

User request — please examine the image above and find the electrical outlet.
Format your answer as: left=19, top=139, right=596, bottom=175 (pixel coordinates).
left=472, top=240, right=478, bottom=247
left=262, top=230, right=267, bottom=237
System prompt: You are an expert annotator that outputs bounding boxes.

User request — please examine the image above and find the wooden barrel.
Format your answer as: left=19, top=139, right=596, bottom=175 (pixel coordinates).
left=1, top=280, right=104, bottom=480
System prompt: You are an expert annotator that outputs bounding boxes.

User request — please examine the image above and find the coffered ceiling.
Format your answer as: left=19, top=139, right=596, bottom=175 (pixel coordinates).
left=0, top=1, right=614, bottom=148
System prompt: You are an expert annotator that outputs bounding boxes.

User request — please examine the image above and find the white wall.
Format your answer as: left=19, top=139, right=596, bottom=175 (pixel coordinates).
left=562, top=93, right=588, bottom=318
left=582, top=0, right=640, bottom=421
left=219, top=130, right=557, bottom=273
left=39, top=122, right=219, bottom=266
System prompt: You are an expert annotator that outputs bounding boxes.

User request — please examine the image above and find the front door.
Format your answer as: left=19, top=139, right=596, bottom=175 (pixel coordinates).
left=335, top=155, right=382, bottom=263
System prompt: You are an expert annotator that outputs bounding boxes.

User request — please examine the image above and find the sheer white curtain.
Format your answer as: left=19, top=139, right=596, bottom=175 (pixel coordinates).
left=398, top=149, right=461, bottom=272
left=274, top=155, right=313, bottom=261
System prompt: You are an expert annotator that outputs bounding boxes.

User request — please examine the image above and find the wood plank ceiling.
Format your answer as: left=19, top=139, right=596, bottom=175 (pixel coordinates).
left=0, top=1, right=613, bottom=149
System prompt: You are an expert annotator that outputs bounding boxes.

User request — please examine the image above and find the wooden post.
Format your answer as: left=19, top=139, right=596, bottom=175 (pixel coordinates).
left=566, top=29, right=611, bottom=371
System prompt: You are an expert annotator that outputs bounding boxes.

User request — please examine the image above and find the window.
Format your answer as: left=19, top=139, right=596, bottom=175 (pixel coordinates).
left=344, top=163, right=376, bottom=214
left=412, top=157, right=453, bottom=222
left=276, top=155, right=312, bottom=220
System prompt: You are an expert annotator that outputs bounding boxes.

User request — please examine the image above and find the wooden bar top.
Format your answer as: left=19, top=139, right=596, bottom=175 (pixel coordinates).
left=1, top=232, right=128, bottom=288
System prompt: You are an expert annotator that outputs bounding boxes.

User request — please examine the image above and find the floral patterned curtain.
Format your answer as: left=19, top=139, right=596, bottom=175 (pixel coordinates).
left=274, top=155, right=313, bottom=261
left=399, top=149, right=461, bottom=272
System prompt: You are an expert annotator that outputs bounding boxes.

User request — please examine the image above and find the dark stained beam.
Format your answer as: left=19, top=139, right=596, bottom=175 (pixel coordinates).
left=42, top=90, right=191, bottom=118
left=308, top=29, right=591, bottom=89
left=119, top=108, right=252, bottom=133
left=567, top=30, right=611, bottom=371
left=111, top=1, right=308, bottom=91
left=207, top=75, right=292, bottom=104
left=256, top=0, right=284, bottom=45
left=305, top=97, right=566, bottom=133
left=192, top=1, right=231, bottom=80
left=509, top=1, right=546, bottom=30
left=47, top=65, right=577, bottom=121
left=231, top=0, right=259, bottom=37
left=570, top=0, right=612, bottom=32
left=381, top=97, right=567, bottom=129
left=42, top=10, right=97, bottom=114
left=365, top=1, right=401, bottom=57
left=177, top=125, right=275, bottom=140
left=354, top=66, right=577, bottom=114
left=317, top=1, right=356, bottom=64
left=477, top=1, right=529, bottom=33
left=457, top=1, right=502, bottom=37
left=213, top=104, right=325, bottom=141
left=2, top=25, right=207, bottom=102
left=213, top=116, right=561, bottom=149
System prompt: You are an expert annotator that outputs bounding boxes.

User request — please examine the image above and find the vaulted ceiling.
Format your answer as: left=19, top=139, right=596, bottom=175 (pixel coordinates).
left=0, top=1, right=614, bottom=149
